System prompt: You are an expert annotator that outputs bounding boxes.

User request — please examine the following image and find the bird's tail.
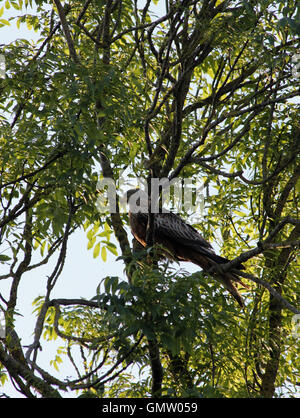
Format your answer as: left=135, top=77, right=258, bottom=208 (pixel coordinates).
left=187, top=250, right=248, bottom=308
left=218, top=274, right=246, bottom=308
left=207, top=254, right=249, bottom=308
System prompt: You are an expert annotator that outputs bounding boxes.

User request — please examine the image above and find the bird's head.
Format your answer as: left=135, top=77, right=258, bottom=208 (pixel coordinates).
left=124, top=188, right=149, bottom=213
left=124, top=188, right=141, bottom=203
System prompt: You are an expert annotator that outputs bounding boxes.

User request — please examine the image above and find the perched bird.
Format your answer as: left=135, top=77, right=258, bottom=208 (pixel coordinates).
left=126, top=188, right=247, bottom=308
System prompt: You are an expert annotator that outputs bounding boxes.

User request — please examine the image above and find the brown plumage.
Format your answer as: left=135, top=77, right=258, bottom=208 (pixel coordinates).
left=126, top=188, right=247, bottom=308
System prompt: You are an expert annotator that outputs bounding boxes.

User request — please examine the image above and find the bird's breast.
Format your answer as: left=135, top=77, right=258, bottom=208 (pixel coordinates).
left=129, top=212, right=147, bottom=247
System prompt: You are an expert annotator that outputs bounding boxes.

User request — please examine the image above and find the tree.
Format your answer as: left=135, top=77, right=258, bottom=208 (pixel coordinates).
left=0, top=0, right=299, bottom=398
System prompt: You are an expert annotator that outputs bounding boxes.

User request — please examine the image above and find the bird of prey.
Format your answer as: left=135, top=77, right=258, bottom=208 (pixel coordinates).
left=126, top=188, right=247, bottom=308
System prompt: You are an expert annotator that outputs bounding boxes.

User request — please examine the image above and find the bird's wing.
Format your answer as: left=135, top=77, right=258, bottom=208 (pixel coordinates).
left=154, top=212, right=247, bottom=268
left=154, top=212, right=212, bottom=249
left=131, top=211, right=230, bottom=264
left=154, top=212, right=241, bottom=265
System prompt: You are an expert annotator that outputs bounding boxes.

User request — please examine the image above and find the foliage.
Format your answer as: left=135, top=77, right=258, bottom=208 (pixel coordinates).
left=0, top=0, right=299, bottom=398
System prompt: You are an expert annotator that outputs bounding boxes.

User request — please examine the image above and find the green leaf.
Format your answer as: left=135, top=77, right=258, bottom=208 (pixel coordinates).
left=77, top=392, right=99, bottom=398
left=87, top=229, right=94, bottom=241
left=105, top=241, right=118, bottom=256
left=93, top=242, right=100, bottom=258
left=101, top=246, right=107, bottom=262
left=87, top=236, right=96, bottom=250
left=0, top=254, right=11, bottom=262
left=11, top=1, right=21, bottom=10
left=233, top=210, right=246, bottom=217
left=0, top=18, right=10, bottom=26
left=242, top=0, right=255, bottom=16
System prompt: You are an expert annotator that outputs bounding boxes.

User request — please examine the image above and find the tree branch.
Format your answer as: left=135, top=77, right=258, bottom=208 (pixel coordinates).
left=54, top=0, right=79, bottom=64
left=0, top=344, right=62, bottom=397
left=234, top=270, right=300, bottom=315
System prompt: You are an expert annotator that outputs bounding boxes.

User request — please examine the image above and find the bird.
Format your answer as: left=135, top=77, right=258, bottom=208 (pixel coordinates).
left=125, top=188, right=248, bottom=308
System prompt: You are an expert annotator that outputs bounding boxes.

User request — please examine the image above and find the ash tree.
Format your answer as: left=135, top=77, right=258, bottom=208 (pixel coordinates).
left=0, top=0, right=299, bottom=398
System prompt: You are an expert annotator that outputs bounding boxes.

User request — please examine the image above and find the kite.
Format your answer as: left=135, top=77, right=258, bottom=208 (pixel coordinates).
left=126, top=188, right=247, bottom=308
